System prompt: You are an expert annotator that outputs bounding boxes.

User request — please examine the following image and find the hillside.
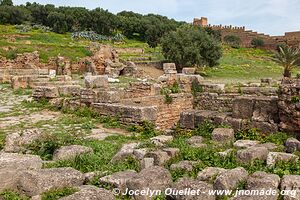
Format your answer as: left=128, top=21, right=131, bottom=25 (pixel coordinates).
left=1, top=25, right=299, bottom=83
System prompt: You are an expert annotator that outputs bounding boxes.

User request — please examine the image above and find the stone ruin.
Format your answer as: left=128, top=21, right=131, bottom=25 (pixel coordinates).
left=8, top=60, right=295, bottom=137
left=1, top=61, right=300, bottom=199
left=0, top=45, right=141, bottom=87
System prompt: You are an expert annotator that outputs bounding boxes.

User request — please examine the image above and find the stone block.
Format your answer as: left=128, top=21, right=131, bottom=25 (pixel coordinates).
left=182, top=67, right=196, bottom=75
left=84, top=75, right=109, bottom=89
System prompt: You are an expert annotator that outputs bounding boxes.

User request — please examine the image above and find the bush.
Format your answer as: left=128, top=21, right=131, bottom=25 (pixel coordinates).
left=161, top=25, right=222, bottom=68
left=224, top=35, right=241, bottom=48
left=251, top=38, right=265, bottom=48
left=235, top=128, right=262, bottom=141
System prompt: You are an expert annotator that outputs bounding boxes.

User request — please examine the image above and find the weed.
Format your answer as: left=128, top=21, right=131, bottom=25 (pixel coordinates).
left=0, top=190, right=28, bottom=200
left=291, top=96, right=300, bottom=103
left=191, top=80, right=203, bottom=96
left=192, top=120, right=215, bottom=139
left=13, top=88, right=32, bottom=96
left=41, top=188, right=78, bottom=200
left=129, top=121, right=159, bottom=139
left=235, top=128, right=262, bottom=141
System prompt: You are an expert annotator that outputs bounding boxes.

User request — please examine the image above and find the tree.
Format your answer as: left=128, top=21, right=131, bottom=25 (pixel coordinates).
left=251, top=38, right=265, bottom=48
left=273, top=46, right=300, bottom=78
left=161, top=25, right=222, bottom=68
left=0, top=5, right=31, bottom=24
left=224, top=35, right=241, bottom=48
left=47, top=11, right=68, bottom=33
left=0, top=0, right=13, bottom=6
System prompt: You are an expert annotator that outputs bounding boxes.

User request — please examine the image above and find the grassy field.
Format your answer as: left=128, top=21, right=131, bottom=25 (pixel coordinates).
left=203, top=46, right=300, bottom=83
left=1, top=25, right=299, bottom=83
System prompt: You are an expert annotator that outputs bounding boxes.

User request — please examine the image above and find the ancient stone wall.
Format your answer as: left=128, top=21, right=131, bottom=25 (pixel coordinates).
left=193, top=17, right=300, bottom=49
left=194, top=92, right=238, bottom=112
left=278, top=79, right=300, bottom=136
left=92, top=93, right=193, bottom=130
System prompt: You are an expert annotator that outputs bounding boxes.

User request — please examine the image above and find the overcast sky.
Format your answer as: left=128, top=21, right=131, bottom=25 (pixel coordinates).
left=13, top=0, right=300, bottom=36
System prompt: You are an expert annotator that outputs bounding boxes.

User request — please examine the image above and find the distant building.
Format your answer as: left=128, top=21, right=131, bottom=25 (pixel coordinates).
left=193, top=17, right=300, bottom=50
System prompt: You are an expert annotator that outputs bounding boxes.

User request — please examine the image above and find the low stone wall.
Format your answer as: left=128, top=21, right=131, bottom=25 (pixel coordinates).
left=123, top=82, right=158, bottom=99
left=278, top=79, right=300, bottom=136
left=92, top=93, right=193, bottom=130
left=194, top=92, right=238, bottom=112
left=181, top=95, right=280, bottom=134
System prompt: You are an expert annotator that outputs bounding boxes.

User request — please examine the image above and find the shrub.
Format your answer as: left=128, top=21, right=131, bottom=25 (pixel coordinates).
left=224, top=35, right=241, bottom=48
left=251, top=38, right=265, bottom=48
left=191, top=80, right=203, bottom=96
left=192, top=120, right=215, bottom=138
left=235, top=128, right=262, bottom=141
left=161, top=25, right=222, bottom=68
left=291, top=96, right=300, bottom=103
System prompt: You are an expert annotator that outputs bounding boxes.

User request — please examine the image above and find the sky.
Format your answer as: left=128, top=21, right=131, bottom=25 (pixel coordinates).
left=13, top=0, right=300, bottom=36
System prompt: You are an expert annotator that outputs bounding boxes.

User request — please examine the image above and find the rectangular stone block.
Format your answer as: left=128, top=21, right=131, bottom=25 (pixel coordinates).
left=180, top=110, right=196, bottom=129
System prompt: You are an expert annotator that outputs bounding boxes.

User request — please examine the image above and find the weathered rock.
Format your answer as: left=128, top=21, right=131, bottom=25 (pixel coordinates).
left=140, top=157, right=154, bottom=169
left=197, top=167, right=227, bottom=182
left=0, top=153, right=42, bottom=170
left=84, top=75, right=109, bottom=89
left=247, top=171, right=280, bottom=190
left=285, top=138, right=300, bottom=153
left=150, top=135, right=173, bottom=146
left=187, top=136, right=203, bottom=145
left=163, top=63, right=177, bottom=74
left=99, top=170, right=137, bottom=193
left=83, top=171, right=103, bottom=184
left=111, top=143, right=139, bottom=163
left=180, top=110, right=195, bottom=129
left=237, top=147, right=269, bottom=163
left=182, top=68, right=196, bottom=75
left=18, top=167, right=84, bottom=197
left=234, top=140, right=260, bottom=149
left=266, top=152, right=299, bottom=167
left=214, top=167, right=248, bottom=190
left=0, top=153, right=43, bottom=192
left=4, top=129, right=43, bottom=153
left=126, top=166, right=172, bottom=200
left=232, top=96, right=255, bottom=119
left=280, top=175, right=300, bottom=200
left=60, top=185, right=115, bottom=200
left=53, top=145, right=94, bottom=161
left=187, top=136, right=207, bottom=148
left=133, top=148, right=149, bottom=160
left=145, top=150, right=171, bottom=166
left=212, top=128, right=235, bottom=142
left=163, top=148, right=180, bottom=157
left=255, top=143, right=278, bottom=151
left=170, top=177, right=215, bottom=200
left=170, top=161, right=197, bottom=172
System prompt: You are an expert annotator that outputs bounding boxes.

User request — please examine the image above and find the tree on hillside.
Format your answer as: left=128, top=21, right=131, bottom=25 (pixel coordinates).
left=0, top=5, right=31, bottom=24
left=273, top=46, right=300, bottom=78
left=161, top=25, right=222, bottom=68
left=224, top=35, right=241, bottom=48
left=0, top=0, right=13, bottom=6
left=47, top=11, right=67, bottom=33
left=251, top=38, right=265, bottom=48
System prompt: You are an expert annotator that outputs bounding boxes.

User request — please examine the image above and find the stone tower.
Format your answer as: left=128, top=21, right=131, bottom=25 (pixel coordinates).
left=193, top=17, right=208, bottom=27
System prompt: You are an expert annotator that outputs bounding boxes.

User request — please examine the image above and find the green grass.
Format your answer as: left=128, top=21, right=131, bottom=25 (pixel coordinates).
left=44, top=135, right=140, bottom=173
left=41, top=187, right=78, bottom=200
left=0, top=191, right=29, bottom=200
left=202, top=46, right=300, bottom=83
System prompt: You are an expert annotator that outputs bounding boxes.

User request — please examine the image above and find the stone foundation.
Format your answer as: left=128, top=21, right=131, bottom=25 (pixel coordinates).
left=278, top=79, right=300, bottom=136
